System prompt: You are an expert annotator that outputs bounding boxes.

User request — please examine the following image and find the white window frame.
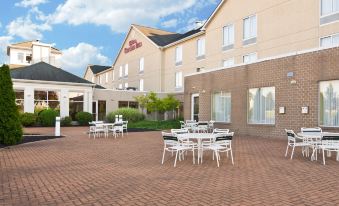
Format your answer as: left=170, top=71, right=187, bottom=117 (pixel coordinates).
left=175, top=46, right=183, bottom=65
left=197, top=38, right=205, bottom=57
left=139, top=57, right=144, bottom=73
left=91, top=76, right=95, bottom=83
left=243, top=15, right=257, bottom=40
left=124, top=82, right=128, bottom=89
left=319, top=80, right=339, bottom=127
left=321, top=0, right=339, bottom=16
left=320, top=33, right=339, bottom=47
left=118, top=84, right=123, bottom=89
left=119, top=66, right=123, bottom=78
left=211, top=92, right=231, bottom=123
left=112, top=70, right=115, bottom=81
left=223, top=58, right=235, bottom=68
left=139, top=79, right=144, bottom=91
left=175, top=71, right=183, bottom=89
left=247, top=87, right=275, bottom=125
left=105, top=73, right=108, bottom=83
left=124, top=64, right=128, bottom=77
left=17, top=52, right=24, bottom=63
left=243, top=53, right=257, bottom=64
left=223, top=24, right=235, bottom=46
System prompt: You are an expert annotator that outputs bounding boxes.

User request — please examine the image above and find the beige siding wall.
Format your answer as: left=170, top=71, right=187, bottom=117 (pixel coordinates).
left=97, top=69, right=114, bottom=89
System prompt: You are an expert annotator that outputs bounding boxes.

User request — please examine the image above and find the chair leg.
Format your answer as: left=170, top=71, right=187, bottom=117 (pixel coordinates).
left=174, top=151, right=179, bottom=167
left=230, top=149, right=234, bottom=165
left=216, top=151, right=220, bottom=167
left=285, top=144, right=289, bottom=157
left=290, top=145, right=295, bottom=160
left=161, top=148, right=166, bottom=164
left=322, top=148, right=326, bottom=165
left=192, top=149, right=195, bottom=164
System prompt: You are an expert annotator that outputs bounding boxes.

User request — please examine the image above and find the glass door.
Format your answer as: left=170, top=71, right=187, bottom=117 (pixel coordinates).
left=191, top=94, right=199, bottom=122
left=98, top=101, right=106, bottom=121
left=92, top=101, right=97, bottom=121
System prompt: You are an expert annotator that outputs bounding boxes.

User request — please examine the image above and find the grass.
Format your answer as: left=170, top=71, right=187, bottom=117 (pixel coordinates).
left=128, top=120, right=181, bottom=130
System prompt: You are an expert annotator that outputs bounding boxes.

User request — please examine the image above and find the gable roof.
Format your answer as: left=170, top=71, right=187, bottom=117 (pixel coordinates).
left=202, top=0, right=226, bottom=29
left=8, top=40, right=61, bottom=54
left=10, top=62, right=94, bottom=85
left=88, top=65, right=112, bottom=74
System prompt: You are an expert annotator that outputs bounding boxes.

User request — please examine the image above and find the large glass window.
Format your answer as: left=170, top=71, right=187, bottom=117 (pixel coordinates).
left=197, top=38, right=205, bottom=57
left=119, top=66, right=123, bottom=78
left=175, top=71, right=183, bottom=89
left=320, top=80, right=339, bottom=126
left=139, top=57, right=144, bottom=72
left=320, top=33, right=339, bottom=47
left=124, top=64, right=128, bottom=77
left=139, top=79, right=144, bottom=91
left=118, top=101, right=139, bottom=109
left=321, top=0, right=339, bottom=16
left=34, top=90, right=60, bottom=112
left=15, top=89, right=24, bottom=112
left=243, top=53, right=257, bottom=64
left=248, top=87, right=275, bottom=124
left=17, top=53, right=24, bottom=63
left=69, top=92, right=84, bottom=120
left=223, top=58, right=235, bottom=68
left=212, top=92, right=231, bottom=123
left=175, top=46, right=183, bottom=65
left=243, top=15, right=257, bottom=40
left=223, top=24, right=235, bottom=46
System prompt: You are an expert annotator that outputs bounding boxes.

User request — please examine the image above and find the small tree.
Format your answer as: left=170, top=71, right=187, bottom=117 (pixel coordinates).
left=162, top=95, right=180, bottom=119
left=0, top=65, right=23, bottom=145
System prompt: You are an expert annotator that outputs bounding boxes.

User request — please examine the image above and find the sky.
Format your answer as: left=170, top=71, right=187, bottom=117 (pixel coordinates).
left=0, top=0, right=220, bottom=76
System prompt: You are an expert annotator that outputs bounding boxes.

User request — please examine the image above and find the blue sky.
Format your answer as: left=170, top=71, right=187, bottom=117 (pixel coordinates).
left=0, top=0, right=220, bottom=76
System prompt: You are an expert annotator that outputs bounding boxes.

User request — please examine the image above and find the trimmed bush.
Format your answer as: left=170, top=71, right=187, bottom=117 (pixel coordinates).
left=0, top=65, right=23, bottom=145
left=39, top=109, right=58, bottom=126
left=20, top=113, right=37, bottom=127
left=61, top=116, right=72, bottom=126
left=107, top=107, right=145, bottom=123
left=75, top=112, right=92, bottom=126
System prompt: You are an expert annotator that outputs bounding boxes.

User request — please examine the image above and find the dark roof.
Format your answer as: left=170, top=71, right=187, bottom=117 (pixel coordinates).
left=148, top=27, right=203, bottom=46
left=11, top=62, right=95, bottom=85
left=89, top=65, right=111, bottom=74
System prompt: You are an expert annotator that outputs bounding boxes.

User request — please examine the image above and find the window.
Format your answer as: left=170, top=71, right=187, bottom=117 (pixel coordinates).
left=197, top=38, right=205, bottom=57
left=118, top=84, right=123, bottom=89
left=69, top=92, right=84, bottom=120
left=139, top=79, right=144, bottom=91
left=175, top=46, right=183, bottom=65
left=91, top=77, right=95, bottom=83
left=34, top=90, right=60, bottom=112
left=223, top=58, right=235, bottom=68
left=243, top=53, right=257, bottom=64
left=321, top=0, right=339, bottom=16
left=112, top=70, right=115, bottom=81
left=319, top=80, right=339, bottom=126
left=223, top=24, right=235, bottom=46
left=124, top=64, right=128, bottom=77
left=119, top=66, right=123, bottom=78
left=243, top=15, right=257, bottom=40
left=124, top=82, right=128, bottom=89
left=97, top=76, right=101, bottom=84
left=15, top=89, right=24, bottom=112
left=175, top=71, right=183, bottom=88
left=118, top=101, right=139, bottom=109
left=105, top=73, right=108, bottom=83
left=139, top=57, right=144, bottom=72
left=17, top=52, right=24, bottom=63
left=248, top=87, right=275, bottom=124
left=212, top=92, right=231, bottom=123
left=320, top=33, right=339, bottom=47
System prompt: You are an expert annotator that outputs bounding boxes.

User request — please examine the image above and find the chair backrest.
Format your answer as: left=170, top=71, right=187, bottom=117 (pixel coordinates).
left=186, top=120, right=196, bottom=124
left=301, top=127, right=322, bottom=133
left=321, top=133, right=339, bottom=141
left=197, top=121, right=209, bottom=126
left=214, top=132, right=234, bottom=141
left=162, top=132, right=178, bottom=142
left=171, top=128, right=189, bottom=134
left=114, top=122, right=123, bottom=127
left=213, top=128, right=230, bottom=134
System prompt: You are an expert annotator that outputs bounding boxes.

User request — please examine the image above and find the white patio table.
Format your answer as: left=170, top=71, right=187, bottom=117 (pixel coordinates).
left=177, top=133, right=215, bottom=164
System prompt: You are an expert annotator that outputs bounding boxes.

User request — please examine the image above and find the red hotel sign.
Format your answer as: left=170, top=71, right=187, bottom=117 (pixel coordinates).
left=124, top=39, right=142, bottom=53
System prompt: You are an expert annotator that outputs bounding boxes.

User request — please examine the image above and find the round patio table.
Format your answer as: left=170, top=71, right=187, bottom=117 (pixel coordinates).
left=297, top=132, right=332, bottom=161
left=177, top=133, right=215, bottom=164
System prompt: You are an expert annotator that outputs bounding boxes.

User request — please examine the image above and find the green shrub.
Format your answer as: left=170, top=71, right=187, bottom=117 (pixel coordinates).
left=107, top=108, right=145, bottom=123
left=75, top=112, right=93, bottom=125
left=39, top=109, right=58, bottom=126
left=20, top=113, right=37, bottom=127
left=61, top=116, right=72, bottom=126
left=0, top=65, right=23, bottom=145
left=128, top=120, right=180, bottom=130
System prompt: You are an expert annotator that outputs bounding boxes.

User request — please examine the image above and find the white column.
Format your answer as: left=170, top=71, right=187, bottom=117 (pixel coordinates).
left=24, top=87, right=34, bottom=113
left=83, top=92, right=88, bottom=113
left=88, top=90, right=93, bottom=114
left=60, top=89, right=69, bottom=117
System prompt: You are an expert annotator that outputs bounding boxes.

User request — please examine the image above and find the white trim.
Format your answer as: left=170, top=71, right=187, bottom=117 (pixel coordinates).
left=191, top=93, right=199, bottom=120
left=12, top=79, right=95, bottom=87
left=202, top=0, right=227, bottom=29
left=185, top=45, right=339, bottom=78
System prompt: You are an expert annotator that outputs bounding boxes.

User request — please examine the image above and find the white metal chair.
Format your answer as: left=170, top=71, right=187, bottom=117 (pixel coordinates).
left=301, top=127, right=322, bottom=157
left=318, top=134, right=339, bottom=165
left=122, top=121, right=128, bottom=135
left=112, top=122, right=124, bottom=137
left=208, top=120, right=215, bottom=132
left=200, top=128, right=229, bottom=161
left=192, top=121, right=209, bottom=133
left=89, top=123, right=106, bottom=139
left=161, top=132, right=194, bottom=167
left=204, top=132, right=234, bottom=167
left=284, top=129, right=310, bottom=159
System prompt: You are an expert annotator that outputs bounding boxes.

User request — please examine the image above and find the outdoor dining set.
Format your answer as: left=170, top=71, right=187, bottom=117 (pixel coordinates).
left=285, top=127, right=339, bottom=165
left=88, top=115, right=128, bottom=139
left=161, top=120, right=234, bottom=167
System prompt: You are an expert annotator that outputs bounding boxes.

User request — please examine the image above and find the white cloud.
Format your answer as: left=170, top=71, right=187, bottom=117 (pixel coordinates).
left=50, top=0, right=198, bottom=33
left=7, top=15, right=51, bottom=40
left=0, top=36, right=13, bottom=64
left=15, top=0, right=48, bottom=7
left=177, top=18, right=206, bottom=33
left=60, top=43, right=110, bottom=74
left=161, top=19, right=178, bottom=28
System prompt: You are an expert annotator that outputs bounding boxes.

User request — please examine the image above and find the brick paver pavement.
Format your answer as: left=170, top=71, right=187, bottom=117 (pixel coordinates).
left=1, top=127, right=339, bottom=206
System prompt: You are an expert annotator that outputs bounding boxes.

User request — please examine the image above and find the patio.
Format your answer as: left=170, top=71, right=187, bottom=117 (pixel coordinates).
left=1, top=127, right=339, bottom=205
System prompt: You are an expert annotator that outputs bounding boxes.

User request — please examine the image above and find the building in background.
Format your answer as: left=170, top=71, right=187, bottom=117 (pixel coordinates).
left=7, top=40, right=62, bottom=69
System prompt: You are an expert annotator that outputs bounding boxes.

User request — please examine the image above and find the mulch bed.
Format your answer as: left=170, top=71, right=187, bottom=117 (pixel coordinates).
left=0, top=135, right=64, bottom=148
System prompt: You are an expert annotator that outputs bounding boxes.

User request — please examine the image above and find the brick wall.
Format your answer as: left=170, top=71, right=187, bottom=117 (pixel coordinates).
left=184, top=47, right=339, bottom=138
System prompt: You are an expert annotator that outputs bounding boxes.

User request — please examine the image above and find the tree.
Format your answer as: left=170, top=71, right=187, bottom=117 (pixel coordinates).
left=0, top=65, right=23, bottom=145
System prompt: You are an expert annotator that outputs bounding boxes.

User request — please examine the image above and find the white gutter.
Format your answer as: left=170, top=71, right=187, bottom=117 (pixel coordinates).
left=12, top=78, right=96, bottom=87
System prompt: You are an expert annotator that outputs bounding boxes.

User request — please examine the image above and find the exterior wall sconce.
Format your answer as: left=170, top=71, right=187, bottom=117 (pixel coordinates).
left=301, top=106, right=309, bottom=114
left=287, top=72, right=297, bottom=84
left=279, top=107, right=285, bottom=114
left=290, top=79, right=297, bottom=84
